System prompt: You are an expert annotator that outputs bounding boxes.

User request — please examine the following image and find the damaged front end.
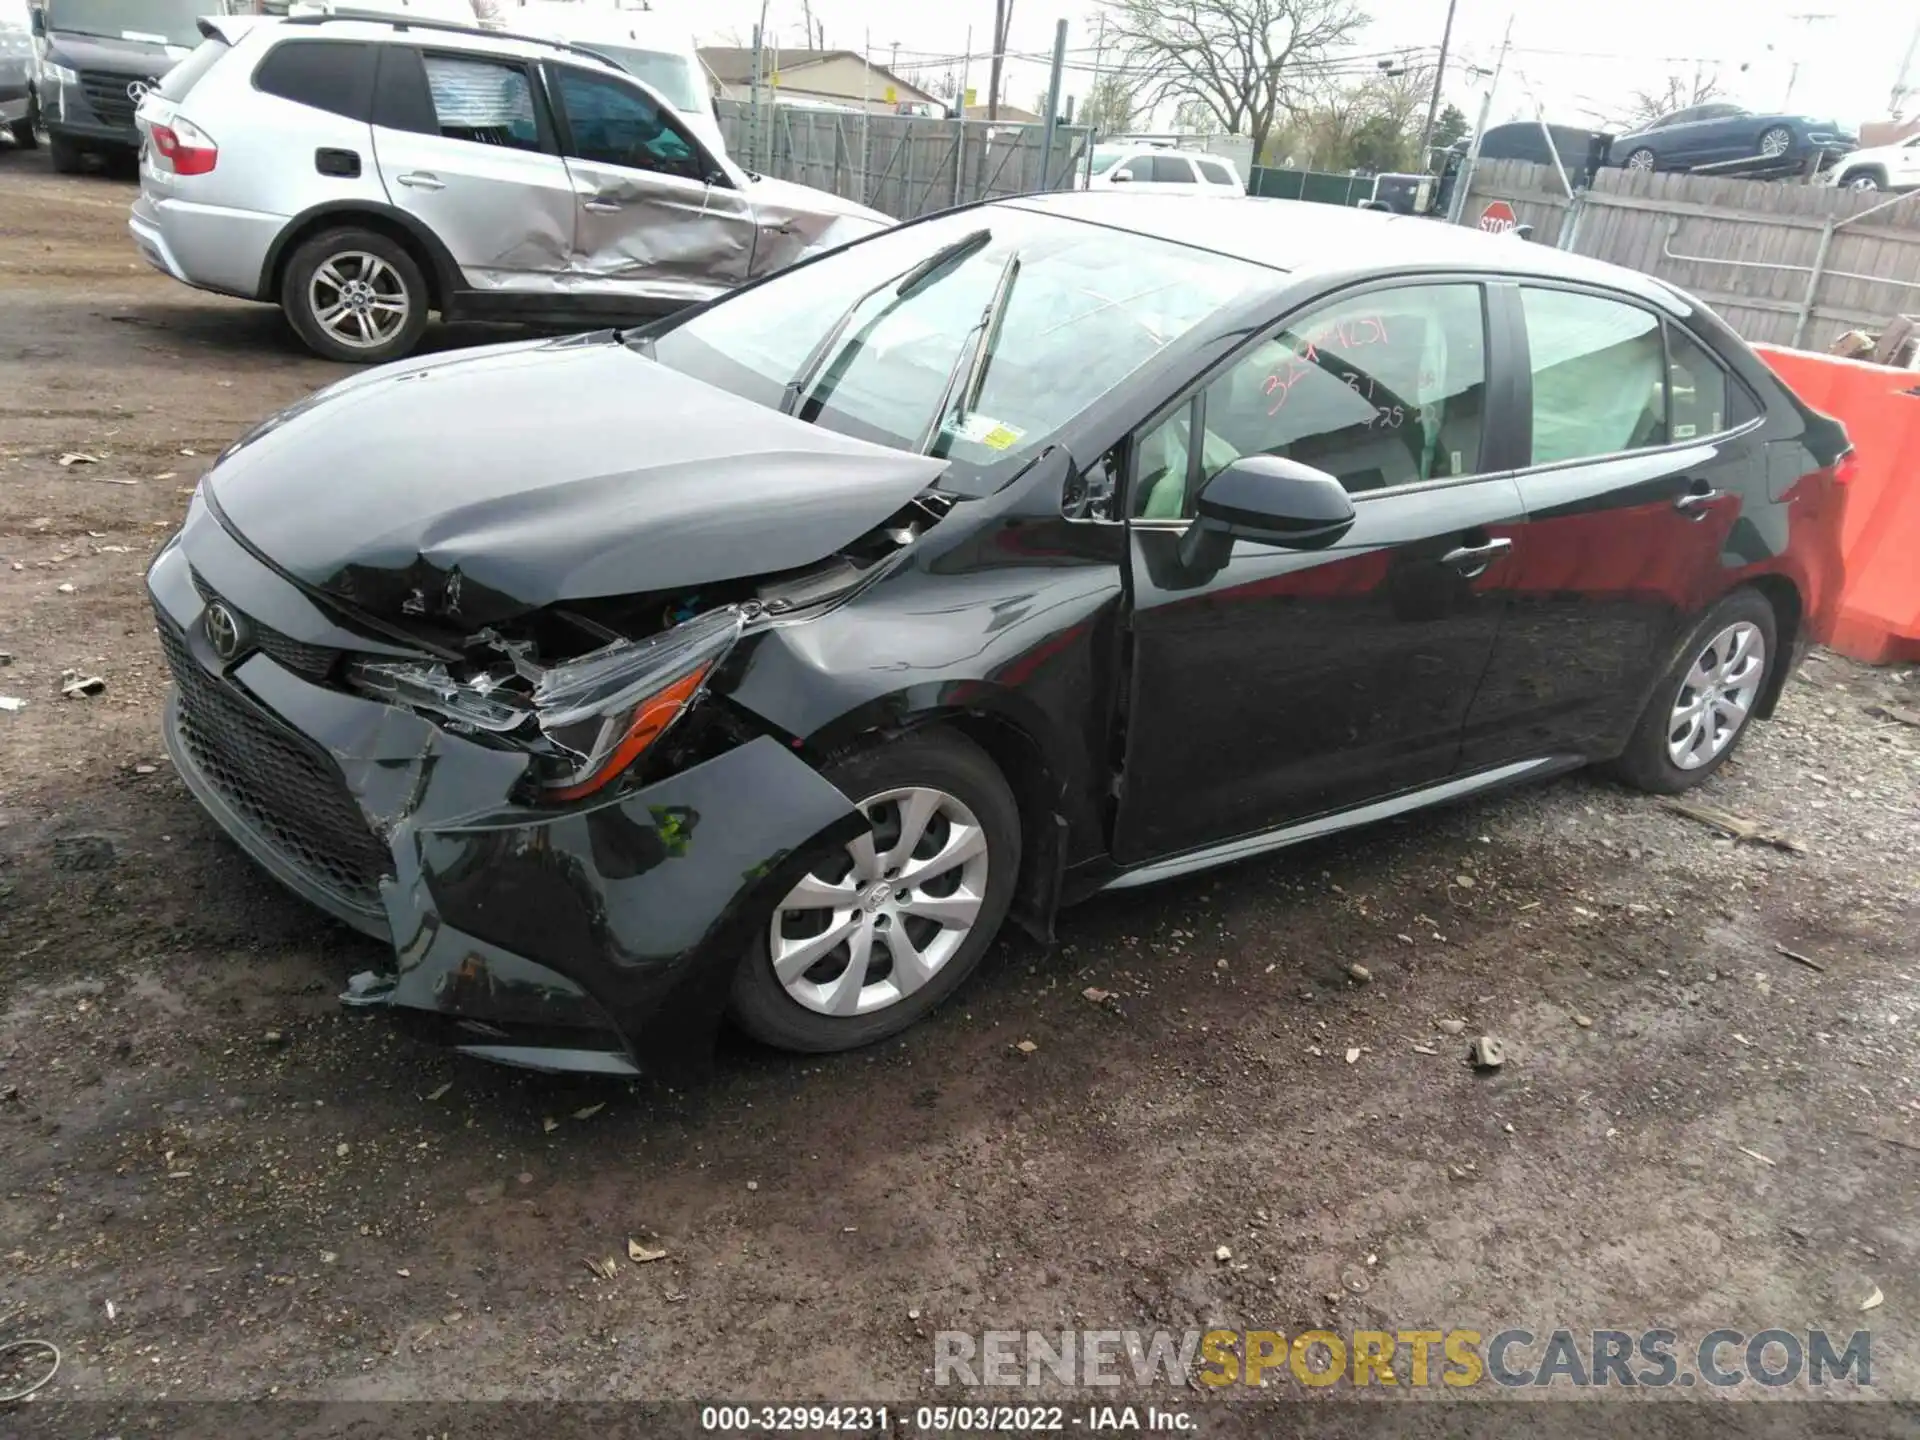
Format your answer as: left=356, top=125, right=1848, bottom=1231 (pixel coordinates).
left=149, top=487, right=951, bottom=1076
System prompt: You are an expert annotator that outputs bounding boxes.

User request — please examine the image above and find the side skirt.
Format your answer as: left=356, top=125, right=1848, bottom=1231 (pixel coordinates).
left=1100, top=755, right=1583, bottom=892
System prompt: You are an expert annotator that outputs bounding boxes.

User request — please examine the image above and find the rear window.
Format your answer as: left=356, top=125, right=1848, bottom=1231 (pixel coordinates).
left=1196, top=158, right=1233, bottom=185
left=254, top=39, right=377, bottom=121
left=1150, top=154, right=1194, bottom=183
left=156, top=35, right=227, bottom=101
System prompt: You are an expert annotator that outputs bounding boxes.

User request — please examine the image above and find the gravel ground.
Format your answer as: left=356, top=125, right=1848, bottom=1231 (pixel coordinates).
left=1, top=145, right=1918, bottom=1427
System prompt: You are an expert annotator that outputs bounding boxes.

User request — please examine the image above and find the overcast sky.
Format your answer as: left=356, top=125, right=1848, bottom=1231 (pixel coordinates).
left=669, top=0, right=1900, bottom=131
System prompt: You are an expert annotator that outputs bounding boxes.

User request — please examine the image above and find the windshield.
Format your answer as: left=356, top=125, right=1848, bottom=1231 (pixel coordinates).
left=578, top=45, right=704, bottom=113
left=645, top=207, right=1269, bottom=491
left=45, top=0, right=203, bottom=46
left=1089, top=148, right=1125, bottom=175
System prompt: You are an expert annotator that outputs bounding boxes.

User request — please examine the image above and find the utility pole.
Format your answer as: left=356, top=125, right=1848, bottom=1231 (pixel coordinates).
left=1446, top=13, right=1511, bottom=225
left=1417, top=0, right=1461, bottom=162
left=801, top=0, right=813, bottom=52
left=1037, top=17, right=1067, bottom=188
left=987, top=0, right=1012, bottom=122
left=749, top=19, right=765, bottom=172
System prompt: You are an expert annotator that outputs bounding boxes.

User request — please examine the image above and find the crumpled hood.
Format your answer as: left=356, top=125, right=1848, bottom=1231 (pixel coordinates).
left=206, top=334, right=947, bottom=629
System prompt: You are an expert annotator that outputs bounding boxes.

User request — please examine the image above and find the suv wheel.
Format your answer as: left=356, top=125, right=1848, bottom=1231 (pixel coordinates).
left=281, top=227, right=428, bottom=364
left=10, top=108, right=38, bottom=149
left=1608, top=589, right=1777, bottom=794
left=729, top=729, right=1021, bottom=1053
left=48, top=131, right=82, bottom=172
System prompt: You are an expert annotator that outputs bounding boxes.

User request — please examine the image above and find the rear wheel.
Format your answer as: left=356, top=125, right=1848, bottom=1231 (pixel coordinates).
left=10, top=110, right=38, bottom=149
left=280, top=226, right=428, bottom=364
left=48, top=131, right=83, bottom=173
left=729, top=729, right=1021, bottom=1053
left=1608, top=589, right=1778, bottom=794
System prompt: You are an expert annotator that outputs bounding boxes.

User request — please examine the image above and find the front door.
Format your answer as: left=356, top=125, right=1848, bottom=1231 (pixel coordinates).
left=1114, top=281, right=1525, bottom=863
left=370, top=47, right=576, bottom=292
left=1459, top=283, right=1752, bottom=768
left=544, top=62, right=754, bottom=306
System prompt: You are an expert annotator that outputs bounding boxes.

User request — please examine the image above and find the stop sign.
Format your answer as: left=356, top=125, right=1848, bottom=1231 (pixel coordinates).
left=1478, top=200, right=1518, bottom=233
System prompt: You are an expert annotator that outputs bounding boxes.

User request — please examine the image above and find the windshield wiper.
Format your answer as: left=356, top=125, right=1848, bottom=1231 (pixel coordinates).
left=778, top=227, right=992, bottom=419
left=918, top=252, right=1021, bottom=455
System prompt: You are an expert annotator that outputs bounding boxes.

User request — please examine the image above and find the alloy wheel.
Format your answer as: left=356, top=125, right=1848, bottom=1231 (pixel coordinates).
left=307, top=251, right=411, bottom=350
left=1760, top=127, right=1793, bottom=158
left=1626, top=149, right=1656, bottom=171
left=768, top=785, right=991, bottom=1017
left=1849, top=173, right=1881, bottom=191
left=1667, top=621, right=1766, bottom=770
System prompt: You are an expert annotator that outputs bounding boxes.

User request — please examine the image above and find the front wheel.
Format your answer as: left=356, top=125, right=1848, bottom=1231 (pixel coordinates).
left=729, top=729, right=1021, bottom=1053
left=1608, top=589, right=1778, bottom=794
left=1759, top=125, right=1794, bottom=158
left=1624, top=147, right=1657, bottom=172
left=10, top=112, right=38, bottom=149
left=48, top=131, right=82, bottom=173
left=280, top=226, right=428, bottom=364
left=1844, top=167, right=1884, bottom=192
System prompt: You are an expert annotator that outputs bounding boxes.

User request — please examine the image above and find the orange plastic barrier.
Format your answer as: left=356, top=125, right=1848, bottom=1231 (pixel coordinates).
left=1756, top=344, right=1920, bottom=665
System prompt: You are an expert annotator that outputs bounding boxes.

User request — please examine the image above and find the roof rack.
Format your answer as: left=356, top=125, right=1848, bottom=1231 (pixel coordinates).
left=280, top=8, right=623, bottom=70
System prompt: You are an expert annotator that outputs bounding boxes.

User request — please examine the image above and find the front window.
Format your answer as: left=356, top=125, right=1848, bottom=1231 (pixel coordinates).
left=1089, top=148, right=1125, bottom=175
left=575, top=45, right=704, bottom=114
left=44, top=0, right=202, bottom=46
left=644, top=208, right=1269, bottom=492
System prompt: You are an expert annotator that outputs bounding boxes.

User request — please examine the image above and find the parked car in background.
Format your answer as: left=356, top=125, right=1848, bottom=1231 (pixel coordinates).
left=148, top=193, right=1851, bottom=1076
left=1, top=0, right=35, bottom=147
left=30, top=0, right=205, bottom=170
left=1084, top=143, right=1244, bottom=194
left=1829, top=131, right=1920, bottom=191
left=1611, top=103, right=1856, bottom=174
left=128, top=13, right=890, bottom=362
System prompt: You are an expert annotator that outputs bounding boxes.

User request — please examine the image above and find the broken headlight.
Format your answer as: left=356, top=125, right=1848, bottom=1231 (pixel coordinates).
left=526, top=607, right=743, bottom=802
left=345, top=607, right=745, bottom=804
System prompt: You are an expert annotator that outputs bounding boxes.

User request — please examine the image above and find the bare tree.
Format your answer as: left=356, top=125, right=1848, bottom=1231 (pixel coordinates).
left=1624, top=67, right=1724, bottom=128
left=1100, top=0, right=1368, bottom=162
left=1080, top=72, right=1138, bottom=135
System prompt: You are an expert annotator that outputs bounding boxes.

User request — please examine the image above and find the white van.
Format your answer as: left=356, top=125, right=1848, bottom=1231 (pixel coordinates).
left=504, top=0, right=723, bottom=156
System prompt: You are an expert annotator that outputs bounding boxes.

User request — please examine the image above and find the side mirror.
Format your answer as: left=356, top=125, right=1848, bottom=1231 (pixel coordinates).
left=1186, top=455, right=1355, bottom=559
left=1109, top=169, right=1133, bottom=183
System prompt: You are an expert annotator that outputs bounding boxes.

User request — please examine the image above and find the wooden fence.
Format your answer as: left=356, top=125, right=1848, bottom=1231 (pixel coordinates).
left=1458, top=159, right=1920, bottom=350
left=715, top=100, right=1092, bottom=222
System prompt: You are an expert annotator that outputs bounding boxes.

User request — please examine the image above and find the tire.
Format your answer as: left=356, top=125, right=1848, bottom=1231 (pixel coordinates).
left=729, top=728, right=1022, bottom=1053
left=48, top=131, right=83, bottom=173
left=1844, top=167, right=1885, bottom=192
left=1624, top=147, right=1657, bottom=172
left=10, top=115, right=37, bottom=150
left=280, top=226, right=429, bottom=364
left=1759, top=125, right=1794, bottom=158
left=1608, top=589, right=1778, bottom=795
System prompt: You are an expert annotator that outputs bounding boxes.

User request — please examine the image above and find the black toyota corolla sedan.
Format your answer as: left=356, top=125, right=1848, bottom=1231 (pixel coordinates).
left=148, top=193, right=1851, bottom=1076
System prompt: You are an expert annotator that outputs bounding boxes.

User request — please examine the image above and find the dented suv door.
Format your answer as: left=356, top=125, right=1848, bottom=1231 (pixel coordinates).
left=544, top=61, right=754, bottom=306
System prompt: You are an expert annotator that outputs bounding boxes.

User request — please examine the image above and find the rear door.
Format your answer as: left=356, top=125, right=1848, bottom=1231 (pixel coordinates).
left=1458, top=282, right=1757, bottom=769
left=543, top=61, right=753, bottom=303
left=369, top=45, right=576, bottom=292
left=1114, top=279, right=1525, bottom=862
left=1151, top=153, right=1203, bottom=193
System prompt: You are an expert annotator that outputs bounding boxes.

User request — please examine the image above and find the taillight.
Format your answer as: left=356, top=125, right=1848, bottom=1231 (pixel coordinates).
left=152, top=117, right=217, bottom=176
left=1833, top=449, right=1859, bottom=485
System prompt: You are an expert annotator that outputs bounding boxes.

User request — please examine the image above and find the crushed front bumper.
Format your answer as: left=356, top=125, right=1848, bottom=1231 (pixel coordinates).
left=148, top=510, right=862, bottom=1076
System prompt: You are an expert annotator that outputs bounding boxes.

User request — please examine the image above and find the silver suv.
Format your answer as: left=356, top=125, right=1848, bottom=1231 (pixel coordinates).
left=129, top=13, right=891, bottom=362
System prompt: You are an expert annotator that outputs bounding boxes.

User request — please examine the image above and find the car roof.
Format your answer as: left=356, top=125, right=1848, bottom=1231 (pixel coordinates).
left=1005, top=191, right=1675, bottom=300
left=268, top=10, right=624, bottom=67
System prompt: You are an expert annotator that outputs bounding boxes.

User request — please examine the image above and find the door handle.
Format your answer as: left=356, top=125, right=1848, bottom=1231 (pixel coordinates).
left=396, top=171, right=444, bottom=191
left=1440, top=536, right=1513, bottom=577
left=1675, top=485, right=1725, bottom=516
left=583, top=196, right=623, bottom=213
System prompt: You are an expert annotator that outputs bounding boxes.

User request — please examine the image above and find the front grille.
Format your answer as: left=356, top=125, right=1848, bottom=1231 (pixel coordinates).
left=157, top=608, right=391, bottom=914
left=78, top=70, right=153, bottom=130
left=191, top=572, right=339, bottom=680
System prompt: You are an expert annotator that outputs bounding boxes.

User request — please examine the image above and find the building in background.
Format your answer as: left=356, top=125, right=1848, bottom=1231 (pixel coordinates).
left=699, top=46, right=936, bottom=116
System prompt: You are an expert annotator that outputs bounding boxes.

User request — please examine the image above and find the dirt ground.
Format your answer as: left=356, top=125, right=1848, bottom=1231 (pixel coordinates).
left=2, top=144, right=1919, bottom=1424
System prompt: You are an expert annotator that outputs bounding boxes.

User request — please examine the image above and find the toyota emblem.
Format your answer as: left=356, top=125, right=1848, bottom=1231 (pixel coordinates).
left=204, top=602, right=243, bottom=661
left=126, top=79, right=153, bottom=103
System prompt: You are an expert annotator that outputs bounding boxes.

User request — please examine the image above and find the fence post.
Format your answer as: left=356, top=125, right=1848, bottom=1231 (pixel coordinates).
left=1791, top=219, right=1838, bottom=350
